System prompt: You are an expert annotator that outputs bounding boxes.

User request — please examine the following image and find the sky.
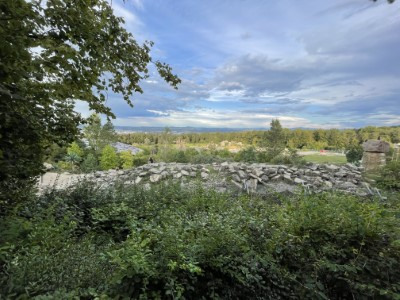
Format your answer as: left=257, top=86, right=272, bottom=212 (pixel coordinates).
left=76, top=0, right=400, bottom=129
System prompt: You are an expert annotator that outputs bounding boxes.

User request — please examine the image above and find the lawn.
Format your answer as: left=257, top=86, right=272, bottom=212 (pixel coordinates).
left=302, top=154, right=347, bottom=164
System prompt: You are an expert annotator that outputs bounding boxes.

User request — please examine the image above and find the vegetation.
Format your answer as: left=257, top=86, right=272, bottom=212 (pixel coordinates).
left=303, top=154, right=347, bottom=165
left=100, top=145, right=120, bottom=171
left=0, top=0, right=180, bottom=210
left=0, top=183, right=399, bottom=299
left=376, top=161, right=400, bottom=191
left=1, top=0, right=399, bottom=298
left=84, top=114, right=118, bottom=153
left=346, top=145, right=364, bottom=166
left=118, top=126, right=400, bottom=151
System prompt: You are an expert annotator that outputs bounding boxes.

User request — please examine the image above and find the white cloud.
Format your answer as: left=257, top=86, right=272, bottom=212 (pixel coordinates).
left=115, top=108, right=343, bottom=129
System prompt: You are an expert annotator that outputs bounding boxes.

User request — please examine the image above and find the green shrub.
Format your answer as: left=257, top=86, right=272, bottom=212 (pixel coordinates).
left=81, top=153, right=99, bottom=173
left=235, top=147, right=258, bottom=162
left=1, top=183, right=399, bottom=299
left=99, top=145, right=119, bottom=170
left=346, top=145, right=363, bottom=165
left=376, top=161, right=400, bottom=191
left=119, top=150, right=134, bottom=169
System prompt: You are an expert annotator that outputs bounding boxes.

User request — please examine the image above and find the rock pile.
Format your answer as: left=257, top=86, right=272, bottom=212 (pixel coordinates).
left=38, top=162, right=369, bottom=195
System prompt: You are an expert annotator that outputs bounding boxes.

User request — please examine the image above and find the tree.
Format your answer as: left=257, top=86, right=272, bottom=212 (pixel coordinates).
left=119, top=151, right=134, bottom=170
left=346, top=145, right=364, bottom=166
left=100, top=145, right=119, bottom=170
left=0, top=0, right=180, bottom=209
left=84, top=114, right=117, bottom=153
left=67, top=142, right=84, bottom=158
left=81, top=153, right=99, bottom=173
left=263, top=119, right=286, bottom=158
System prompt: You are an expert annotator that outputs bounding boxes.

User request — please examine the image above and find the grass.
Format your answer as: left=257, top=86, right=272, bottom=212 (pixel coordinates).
left=302, top=154, right=347, bottom=164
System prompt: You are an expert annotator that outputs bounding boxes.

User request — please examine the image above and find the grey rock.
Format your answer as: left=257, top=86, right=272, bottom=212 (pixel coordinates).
left=362, top=140, right=390, bottom=153
left=150, top=174, right=162, bottom=183
left=201, top=172, right=209, bottom=180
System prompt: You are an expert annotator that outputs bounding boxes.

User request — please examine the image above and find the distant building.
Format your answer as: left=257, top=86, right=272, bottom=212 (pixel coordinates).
left=112, top=142, right=142, bottom=154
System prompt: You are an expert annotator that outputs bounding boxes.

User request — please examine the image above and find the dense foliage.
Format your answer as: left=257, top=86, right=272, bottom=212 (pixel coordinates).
left=0, top=0, right=180, bottom=210
left=1, top=183, right=399, bottom=299
left=377, top=161, right=400, bottom=191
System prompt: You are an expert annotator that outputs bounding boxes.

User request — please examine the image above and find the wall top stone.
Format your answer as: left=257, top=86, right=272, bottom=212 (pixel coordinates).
left=362, top=140, right=390, bottom=153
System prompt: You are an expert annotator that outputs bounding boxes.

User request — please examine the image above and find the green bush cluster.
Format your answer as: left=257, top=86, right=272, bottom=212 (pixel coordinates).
left=377, top=161, right=400, bottom=191
left=1, top=183, right=399, bottom=299
left=234, top=147, right=306, bottom=165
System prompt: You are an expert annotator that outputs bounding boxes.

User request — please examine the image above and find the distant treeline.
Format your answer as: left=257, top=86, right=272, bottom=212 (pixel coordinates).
left=118, top=126, right=400, bottom=150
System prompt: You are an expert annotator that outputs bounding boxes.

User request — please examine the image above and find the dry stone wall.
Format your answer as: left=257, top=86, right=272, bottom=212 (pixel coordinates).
left=38, top=162, right=370, bottom=196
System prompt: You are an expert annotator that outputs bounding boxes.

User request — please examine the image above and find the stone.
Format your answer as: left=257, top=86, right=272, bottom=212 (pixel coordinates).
left=124, top=180, right=135, bottom=185
left=237, top=170, right=247, bottom=179
left=362, top=152, right=387, bottom=171
left=340, top=182, right=357, bottom=189
left=150, top=174, right=162, bottom=183
left=149, top=168, right=161, bottom=174
left=362, top=140, right=390, bottom=153
left=245, top=178, right=258, bottom=192
left=181, top=170, right=189, bottom=176
left=325, top=164, right=340, bottom=171
left=252, top=168, right=264, bottom=177
left=201, top=172, right=209, bottom=180
left=324, top=181, right=333, bottom=188
left=231, top=180, right=243, bottom=189
left=249, top=173, right=261, bottom=180
left=232, top=174, right=241, bottom=183
left=283, top=174, right=293, bottom=183
left=271, top=175, right=282, bottom=181
left=173, top=173, right=183, bottom=179
left=294, top=178, right=305, bottom=185
left=43, top=162, right=54, bottom=171
left=135, top=177, right=142, bottom=184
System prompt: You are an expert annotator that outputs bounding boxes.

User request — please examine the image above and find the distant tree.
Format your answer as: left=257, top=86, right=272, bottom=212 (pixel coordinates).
left=263, top=119, right=286, bottom=157
left=100, top=145, right=119, bottom=170
left=119, top=151, right=134, bottom=169
left=84, top=114, right=117, bottom=153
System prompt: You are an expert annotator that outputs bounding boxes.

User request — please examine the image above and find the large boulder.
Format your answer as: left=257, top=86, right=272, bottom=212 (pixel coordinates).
left=362, top=140, right=390, bottom=153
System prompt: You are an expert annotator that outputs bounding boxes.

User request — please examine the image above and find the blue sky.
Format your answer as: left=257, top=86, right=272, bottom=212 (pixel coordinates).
left=76, top=0, right=400, bottom=129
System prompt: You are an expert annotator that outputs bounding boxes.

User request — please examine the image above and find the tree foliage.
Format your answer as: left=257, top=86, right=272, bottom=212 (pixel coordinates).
left=99, top=145, right=119, bottom=170
left=119, top=151, right=134, bottom=170
left=0, top=0, right=180, bottom=207
left=83, top=114, right=117, bottom=153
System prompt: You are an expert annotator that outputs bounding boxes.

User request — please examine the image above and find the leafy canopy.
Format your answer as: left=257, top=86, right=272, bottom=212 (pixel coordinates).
left=0, top=0, right=180, bottom=207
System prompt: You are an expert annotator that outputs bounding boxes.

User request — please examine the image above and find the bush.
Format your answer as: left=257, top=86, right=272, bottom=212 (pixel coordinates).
left=346, top=145, right=363, bottom=165
left=100, top=145, right=119, bottom=170
left=119, top=150, right=134, bottom=169
left=235, top=147, right=258, bottom=162
left=1, top=183, right=399, bottom=299
left=376, top=161, right=400, bottom=191
left=81, top=153, right=99, bottom=173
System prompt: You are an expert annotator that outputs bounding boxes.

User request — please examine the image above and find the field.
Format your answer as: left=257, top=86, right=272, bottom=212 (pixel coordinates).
left=302, top=154, right=347, bottom=164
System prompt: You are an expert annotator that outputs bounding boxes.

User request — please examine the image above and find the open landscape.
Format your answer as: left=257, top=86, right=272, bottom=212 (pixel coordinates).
left=1, top=0, right=400, bottom=299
